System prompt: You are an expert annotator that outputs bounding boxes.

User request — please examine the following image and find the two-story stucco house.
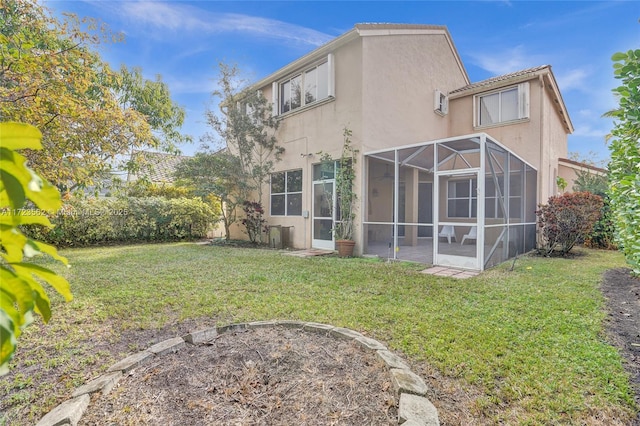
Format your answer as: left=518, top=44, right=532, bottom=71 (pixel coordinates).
left=239, top=23, right=583, bottom=271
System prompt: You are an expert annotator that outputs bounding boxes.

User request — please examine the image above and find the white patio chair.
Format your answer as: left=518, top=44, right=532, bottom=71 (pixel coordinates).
left=461, top=226, right=477, bottom=245
left=438, top=225, right=456, bottom=244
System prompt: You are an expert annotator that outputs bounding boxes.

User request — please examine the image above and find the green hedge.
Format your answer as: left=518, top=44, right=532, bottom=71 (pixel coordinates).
left=23, top=196, right=215, bottom=246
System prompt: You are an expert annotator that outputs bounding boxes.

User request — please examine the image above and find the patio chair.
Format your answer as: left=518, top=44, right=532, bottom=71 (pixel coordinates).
left=438, top=225, right=456, bottom=244
left=461, top=226, right=477, bottom=245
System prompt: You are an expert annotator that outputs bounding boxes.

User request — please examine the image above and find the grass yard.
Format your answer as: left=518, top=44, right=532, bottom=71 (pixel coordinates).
left=1, top=243, right=637, bottom=425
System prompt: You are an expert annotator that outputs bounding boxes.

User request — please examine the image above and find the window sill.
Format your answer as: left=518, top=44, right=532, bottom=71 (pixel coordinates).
left=277, top=96, right=335, bottom=119
left=474, top=117, right=530, bottom=130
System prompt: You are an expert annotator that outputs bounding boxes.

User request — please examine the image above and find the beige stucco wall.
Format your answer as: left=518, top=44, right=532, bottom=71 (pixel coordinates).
left=557, top=161, right=605, bottom=194
left=360, top=33, right=467, bottom=152
left=238, top=37, right=365, bottom=249
left=540, top=82, right=571, bottom=202
left=558, top=164, right=579, bottom=192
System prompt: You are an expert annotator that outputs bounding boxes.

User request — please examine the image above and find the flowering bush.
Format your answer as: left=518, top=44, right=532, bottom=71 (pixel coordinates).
left=241, top=201, right=267, bottom=243
left=536, top=192, right=604, bottom=256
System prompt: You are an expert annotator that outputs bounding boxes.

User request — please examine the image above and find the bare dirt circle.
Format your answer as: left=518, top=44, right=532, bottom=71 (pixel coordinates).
left=79, top=327, right=398, bottom=425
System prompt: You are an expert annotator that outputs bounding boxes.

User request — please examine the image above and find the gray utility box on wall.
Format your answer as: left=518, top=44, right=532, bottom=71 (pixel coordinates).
left=269, top=226, right=292, bottom=249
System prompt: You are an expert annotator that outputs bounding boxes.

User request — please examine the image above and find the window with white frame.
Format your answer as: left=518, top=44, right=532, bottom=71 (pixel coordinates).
left=434, top=90, right=448, bottom=115
left=270, top=169, right=303, bottom=216
left=274, top=56, right=333, bottom=115
left=447, top=178, right=477, bottom=218
left=476, top=83, right=529, bottom=127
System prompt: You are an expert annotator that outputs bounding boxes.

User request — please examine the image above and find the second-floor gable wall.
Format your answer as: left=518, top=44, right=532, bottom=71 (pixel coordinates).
left=360, top=28, right=469, bottom=153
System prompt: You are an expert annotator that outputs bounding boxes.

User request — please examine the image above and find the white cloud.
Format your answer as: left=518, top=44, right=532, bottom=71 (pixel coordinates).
left=571, top=123, right=611, bottom=139
left=166, top=77, right=217, bottom=96
left=469, top=45, right=545, bottom=75
left=555, top=68, right=589, bottom=92
left=100, top=1, right=333, bottom=47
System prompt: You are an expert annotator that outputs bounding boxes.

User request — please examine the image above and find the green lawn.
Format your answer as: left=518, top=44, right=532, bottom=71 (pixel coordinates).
left=1, top=243, right=637, bottom=425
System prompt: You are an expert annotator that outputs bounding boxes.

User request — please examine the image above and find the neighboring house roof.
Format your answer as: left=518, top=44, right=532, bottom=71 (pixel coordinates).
left=449, top=65, right=574, bottom=134
left=128, top=151, right=190, bottom=183
left=559, top=157, right=607, bottom=175
left=250, top=23, right=470, bottom=91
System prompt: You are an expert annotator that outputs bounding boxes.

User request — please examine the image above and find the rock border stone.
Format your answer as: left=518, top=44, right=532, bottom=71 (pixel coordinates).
left=36, top=321, right=440, bottom=426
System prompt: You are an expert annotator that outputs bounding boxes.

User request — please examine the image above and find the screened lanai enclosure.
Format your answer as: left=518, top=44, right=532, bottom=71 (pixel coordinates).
left=363, top=133, right=537, bottom=270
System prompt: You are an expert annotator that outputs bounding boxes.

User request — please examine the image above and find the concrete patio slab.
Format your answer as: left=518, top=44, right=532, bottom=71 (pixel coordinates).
left=421, top=266, right=479, bottom=279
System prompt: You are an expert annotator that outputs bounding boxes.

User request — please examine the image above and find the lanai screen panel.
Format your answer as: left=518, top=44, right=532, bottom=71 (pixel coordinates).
left=524, top=165, right=538, bottom=256
left=484, top=141, right=508, bottom=268
left=433, top=138, right=482, bottom=270
left=364, top=155, right=396, bottom=259
left=367, top=156, right=395, bottom=223
left=364, top=134, right=537, bottom=269
left=398, top=145, right=435, bottom=240
left=437, top=139, right=481, bottom=171
left=483, top=138, right=538, bottom=269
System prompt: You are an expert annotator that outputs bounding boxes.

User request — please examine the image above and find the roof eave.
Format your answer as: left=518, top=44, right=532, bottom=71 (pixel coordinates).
left=448, top=67, right=551, bottom=99
left=559, top=158, right=606, bottom=174
left=250, top=28, right=359, bottom=90
left=542, top=71, right=574, bottom=134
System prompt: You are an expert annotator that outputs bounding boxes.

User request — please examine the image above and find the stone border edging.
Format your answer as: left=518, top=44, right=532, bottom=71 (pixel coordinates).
left=36, top=320, right=440, bottom=426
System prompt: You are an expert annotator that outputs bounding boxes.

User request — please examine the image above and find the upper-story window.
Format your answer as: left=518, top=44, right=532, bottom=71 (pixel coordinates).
left=476, top=83, right=529, bottom=127
left=274, top=55, right=334, bottom=115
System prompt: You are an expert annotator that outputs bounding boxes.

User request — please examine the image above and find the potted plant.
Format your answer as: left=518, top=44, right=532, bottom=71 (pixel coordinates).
left=320, top=127, right=358, bottom=257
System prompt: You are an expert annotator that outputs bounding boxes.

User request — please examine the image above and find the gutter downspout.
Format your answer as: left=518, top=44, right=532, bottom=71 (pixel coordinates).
left=539, top=75, right=546, bottom=202
left=538, top=75, right=545, bottom=250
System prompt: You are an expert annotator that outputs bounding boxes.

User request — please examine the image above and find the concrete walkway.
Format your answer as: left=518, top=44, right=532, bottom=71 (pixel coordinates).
left=283, top=248, right=335, bottom=257
left=421, top=266, right=479, bottom=279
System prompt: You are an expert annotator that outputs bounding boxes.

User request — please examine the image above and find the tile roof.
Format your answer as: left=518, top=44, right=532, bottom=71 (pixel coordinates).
left=449, top=65, right=550, bottom=95
left=130, top=151, right=190, bottom=183
left=558, top=158, right=607, bottom=174
left=355, top=23, right=447, bottom=31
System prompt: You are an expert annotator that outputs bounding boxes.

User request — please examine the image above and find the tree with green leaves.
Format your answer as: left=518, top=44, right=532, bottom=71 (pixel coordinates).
left=0, top=0, right=188, bottom=192
left=175, top=151, right=247, bottom=241
left=607, top=49, right=640, bottom=275
left=0, top=122, right=72, bottom=375
left=204, top=63, right=283, bottom=207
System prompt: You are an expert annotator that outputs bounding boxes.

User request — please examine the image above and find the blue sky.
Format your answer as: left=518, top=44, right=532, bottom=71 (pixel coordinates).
left=48, top=1, right=639, bottom=163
